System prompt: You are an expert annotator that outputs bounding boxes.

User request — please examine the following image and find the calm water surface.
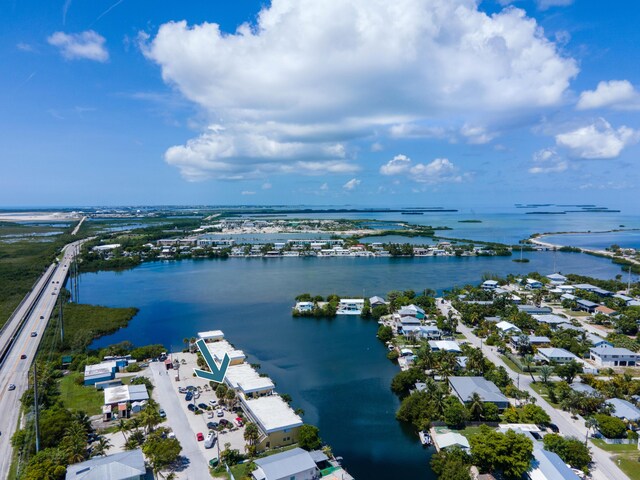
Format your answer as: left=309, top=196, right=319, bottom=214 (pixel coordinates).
left=82, top=253, right=632, bottom=479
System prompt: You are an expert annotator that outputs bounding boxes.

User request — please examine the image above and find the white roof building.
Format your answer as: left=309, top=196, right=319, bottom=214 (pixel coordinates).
left=225, top=363, right=275, bottom=397
left=104, top=385, right=149, bottom=406
left=206, top=340, right=246, bottom=364
left=537, top=348, right=578, bottom=364
left=496, top=321, right=521, bottom=335
left=198, top=330, right=224, bottom=341
left=242, top=395, right=303, bottom=435
left=428, top=340, right=462, bottom=354
left=433, top=432, right=470, bottom=451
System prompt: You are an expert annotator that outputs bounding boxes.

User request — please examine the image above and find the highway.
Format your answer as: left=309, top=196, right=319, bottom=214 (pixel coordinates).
left=437, top=299, right=629, bottom=480
left=0, top=240, right=83, bottom=479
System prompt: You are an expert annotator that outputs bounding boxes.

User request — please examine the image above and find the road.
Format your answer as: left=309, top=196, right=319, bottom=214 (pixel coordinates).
left=0, top=240, right=83, bottom=479
left=71, top=216, right=86, bottom=235
left=437, top=299, right=629, bottom=480
left=147, top=362, right=213, bottom=479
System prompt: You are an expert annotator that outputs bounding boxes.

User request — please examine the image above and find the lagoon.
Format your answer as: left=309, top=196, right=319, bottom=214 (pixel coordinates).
left=81, top=253, right=631, bottom=479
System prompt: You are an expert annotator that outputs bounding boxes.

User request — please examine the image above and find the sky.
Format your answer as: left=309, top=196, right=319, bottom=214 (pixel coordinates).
left=1, top=0, right=639, bottom=208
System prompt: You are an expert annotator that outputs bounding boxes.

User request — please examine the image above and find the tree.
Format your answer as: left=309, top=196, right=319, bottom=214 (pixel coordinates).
left=430, top=446, right=472, bottom=480
left=468, top=393, right=484, bottom=421
left=538, top=365, right=552, bottom=384
left=594, top=414, right=627, bottom=439
left=444, top=398, right=469, bottom=429
left=483, top=402, right=500, bottom=422
left=20, top=448, right=67, bottom=480
left=554, top=360, right=583, bottom=384
left=116, top=419, right=130, bottom=442
left=371, top=304, right=389, bottom=320
left=61, top=421, right=88, bottom=464
left=470, top=426, right=533, bottom=479
left=377, top=325, right=393, bottom=342
left=91, top=437, right=112, bottom=457
left=215, top=383, right=228, bottom=400
left=543, top=434, right=591, bottom=471
left=396, top=391, right=432, bottom=428
left=244, top=422, right=260, bottom=456
left=391, top=367, right=425, bottom=396
left=298, top=424, right=322, bottom=451
left=520, top=404, right=551, bottom=425
left=143, top=434, right=182, bottom=475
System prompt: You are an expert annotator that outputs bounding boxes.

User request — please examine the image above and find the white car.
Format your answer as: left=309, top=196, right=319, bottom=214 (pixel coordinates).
left=208, top=399, right=217, bottom=407
left=216, top=409, right=224, bottom=418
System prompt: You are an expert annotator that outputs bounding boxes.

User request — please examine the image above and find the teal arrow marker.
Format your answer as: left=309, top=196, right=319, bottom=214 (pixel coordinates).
left=194, top=338, right=230, bottom=383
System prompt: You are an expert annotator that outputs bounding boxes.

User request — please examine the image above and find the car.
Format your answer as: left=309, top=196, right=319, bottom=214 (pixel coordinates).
left=40, top=316, right=44, bottom=319
left=8, top=384, right=16, bottom=391
left=20, top=354, right=27, bottom=360
left=187, top=404, right=196, bottom=412
left=198, top=403, right=208, bottom=411
left=204, top=431, right=216, bottom=449
left=208, top=457, right=219, bottom=468
left=219, top=419, right=231, bottom=427
left=185, top=392, right=193, bottom=402
left=178, top=387, right=187, bottom=394
left=30, top=332, right=37, bottom=337
left=207, top=421, right=219, bottom=429
left=51, top=292, right=55, bottom=295
left=216, top=409, right=224, bottom=417
left=548, top=423, right=560, bottom=433
left=235, top=417, right=243, bottom=427
left=159, top=409, right=166, bottom=418
left=196, top=432, right=204, bottom=442
left=208, top=399, right=218, bottom=407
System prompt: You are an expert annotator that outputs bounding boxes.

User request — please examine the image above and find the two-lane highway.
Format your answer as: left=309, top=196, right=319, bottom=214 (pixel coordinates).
left=0, top=240, right=83, bottom=478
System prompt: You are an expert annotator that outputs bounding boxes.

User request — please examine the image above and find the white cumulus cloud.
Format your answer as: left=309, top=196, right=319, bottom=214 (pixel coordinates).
left=528, top=148, right=568, bottom=174
left=555, top=119, right=639, bottom=159
left=380, top=155, right=464, bottom=184
left=142, top=0, right=578, bottom=181
left=47, top=30, right=109, bottom=62
left=343, top=178, right=361, bottom=191
left=577, top=80, right=640, bottom=110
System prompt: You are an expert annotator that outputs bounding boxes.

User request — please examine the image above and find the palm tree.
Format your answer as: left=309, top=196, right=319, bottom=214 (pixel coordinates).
left=225, top=388, right=237, bottom=409
left=91, top=437, right=112, bottom=457
left=189, top=337, right=197, bottom=352
left=183, top=338, right=190, bottom=351
left=585, top=417, right=598, bottom=445
left=63, top=422, right=88, bottom=464
left=468, top=392, right=484, bottom=421
left=116, top=419, right=130, bottom=442
left=522, top=354, right=536, bottom=382
left=538, top=365, right=552, bottom=385
left=244, top=422, right=260, bottom=456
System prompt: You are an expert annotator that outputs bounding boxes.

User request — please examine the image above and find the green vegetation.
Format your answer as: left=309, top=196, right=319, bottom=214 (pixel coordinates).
left=292, top=293, right=340, bottom=317
left=430, top=446, right=472, bottom=480
left=469, top=425, right=533, bottom=479
left=58, top=372, right=104, bottom=415
left=298, top=424, right=322, bottom=451
left=594, top=414, right=627, bottom=439
left=543, top=434, right=591, bottom=472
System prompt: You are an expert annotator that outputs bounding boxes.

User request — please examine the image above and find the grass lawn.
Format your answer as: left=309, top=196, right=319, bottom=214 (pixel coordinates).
left=456, top=426, right=484, bottom=441
left=562, top=310, right=591, bottom=317
left=591, top=439, right=638, bottom=452
left=59, top=372, right=104, bottom=415
left=500, top=355, right=525, bottom=374
left=529, top=382, right=560, bottom=407
left=617, top=454, right=640, bottom=480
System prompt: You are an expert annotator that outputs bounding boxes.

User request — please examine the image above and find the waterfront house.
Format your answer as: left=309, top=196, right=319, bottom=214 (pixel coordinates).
left=590, top=347, right=640, bottom=367
left=433, top=432, right=470, bottom=452
left=207, top=340, right=246, bottom=366
left=369, top=296, right=386, bottom=307
left=398, top=304, right=426, bottom=319
left=448, top=376, right=509, bottom=409
left=592, top=288, right=612, bottom=297
left=419, top=325, right=442, bottom=340
left=518, top=305, right=552, bottom=315
left=482, top=280, right=499, bottom=290
left=613, top=293, right=634, bottom=305
left=536, top=348, right=578, bottom=364
left=197, top=330, right=224, bottom=342
left=251, top=448, right=319, bottom=480
left=337, top=298, right=364, bottom=315
left=65, top=449, right=146, bottom=480
left=527, top=445, right=581, bottom=480
left=546, top=273, right=567, bottom=284
left=495, top=321, right=521, bottom=336
left=294, top=301, right=315, bottom=313
left=573, top=283, right=598, bottom=292
left=607, top=398, right=640, bottom=422
left=241, top=395, right=304, bottom=450
left=526, top=278, right=543, bottom=289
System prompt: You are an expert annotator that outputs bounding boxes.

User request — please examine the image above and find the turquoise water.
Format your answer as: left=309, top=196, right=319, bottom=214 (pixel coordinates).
left=80, top=252, right=632, bottom=479
left=543, top=231, right=640, bottom=250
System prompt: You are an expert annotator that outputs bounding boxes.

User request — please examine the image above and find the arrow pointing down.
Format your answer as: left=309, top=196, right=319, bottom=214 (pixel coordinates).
left=194, top=338, right=230, bottom=383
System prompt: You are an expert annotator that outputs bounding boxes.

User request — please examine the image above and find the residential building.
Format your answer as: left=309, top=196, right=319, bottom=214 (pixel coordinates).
left=433, top=431, right=470, bottom=452
left=65, top=449, right=146, bottom=480
left=536, top=348, right=578, bottom=364
left=576, top=299, right=598, bottom=313
left=527, top=445, right=581, bottom=480
left=84, top=360, right=120, bottom=386
left=428, top=340, right=462, bottom=354
left=526, top=278, right=543, bottom=289
left=482, top=280, right=499, bottom=290
left=369, top=296, right=386, bottom=307
left=495, top=320, right=521, bottom=336
left=241, top=395, right=304, bottom=450
left=251, top=448, right=319, bottom=480
left=594, top=305, right=617, bottom=316
left=398, top=304, right=425, bottom=319
left=532, top=314, right=568, bottom=328
left=294, top=302, right=314, bottom=313
left=518, top=305, right=552, bottom=315
left=102, top=385, right=149, bottom=420
left=569, top=382, right=597, bottom=395
left=590, top=347, right=640, bottom=367
left=418, top=325, right=442, bottom=340
left=449, top=376, right=509, bottom=409
left=546, top=273, right=567, bottom=284
left=337, top=299, right=364, bottom=315
left=198, top=330, right=224, bottom=342
left=586, top=333, right=612, bottom=349
left=510, top=335, right=550, bottom=348
left=607, top=398, right=640, bottom=422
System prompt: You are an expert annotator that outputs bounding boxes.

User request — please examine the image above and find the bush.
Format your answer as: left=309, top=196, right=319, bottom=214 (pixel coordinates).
left=377, top=325, right=393, bottom=343
left=595, top=414, right=627, bottom=439
left=387, top=350, right=399, bottom=361
left=126, top=363, right=142, bottom=373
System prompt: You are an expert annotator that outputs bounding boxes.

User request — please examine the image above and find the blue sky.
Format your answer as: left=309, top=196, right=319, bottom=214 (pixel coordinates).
left=1, top=0, right=638, bottom=208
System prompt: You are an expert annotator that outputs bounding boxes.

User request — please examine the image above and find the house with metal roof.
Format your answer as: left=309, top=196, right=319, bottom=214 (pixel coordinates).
left=433, top=431, right=470, bottom=452
left=569, top=382, right=598, bottom=395
left=546, top=273, right=567, bottom=284
left=607, top=398, right=640, bottom=422
left=251, top=447, right=319, bottom=480
left=576, top=299, right=598, bottom=313
left=527, top=445, right=580, bottom=480
left=590, top=347, right=640, bottom=367
left=586, top=333, right=612, bottom=349
left=398, top=304, right=425, bottom=319
left=536, top=348, right=578, bottom=364
left=532, top=314, right=568, bottom=327
left=369, top=295, right=386, bottom=307
left=482, top=280, right=499, bottom=290
left=496, top=321, right=521, bottom=336
left=428, top=340, right=462, bottom=354
left=518, top=305, right=552, bottom=315
left=510, top=335, right=551, bottom=349
left=448, top=376, right=509, bottom=409
left=65, top=449, right=146, bottom=480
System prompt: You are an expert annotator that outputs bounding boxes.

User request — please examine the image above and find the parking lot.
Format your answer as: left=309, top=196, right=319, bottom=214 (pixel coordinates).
left=164, top=352, right=248, bottom=457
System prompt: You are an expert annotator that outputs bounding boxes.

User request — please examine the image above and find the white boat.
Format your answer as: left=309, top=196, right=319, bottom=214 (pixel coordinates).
left=419, top=431, right=432, bottom=446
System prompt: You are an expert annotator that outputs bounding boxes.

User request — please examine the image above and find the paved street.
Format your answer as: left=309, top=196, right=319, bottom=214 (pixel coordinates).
left=437, top=299, right=628, bottom=480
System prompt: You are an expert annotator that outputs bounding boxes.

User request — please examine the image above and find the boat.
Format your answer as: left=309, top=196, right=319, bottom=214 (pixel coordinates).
left=419, top=431, right=432, bottom=446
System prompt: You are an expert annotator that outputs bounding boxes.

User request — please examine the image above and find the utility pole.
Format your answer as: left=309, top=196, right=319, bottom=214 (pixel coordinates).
left=59, top=292, right=64, bottom=342
left=33, top=362, right=40, bottom=453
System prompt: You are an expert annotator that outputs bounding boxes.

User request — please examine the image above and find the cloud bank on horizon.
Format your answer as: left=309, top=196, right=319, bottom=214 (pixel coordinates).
left=142, top=0, right=587, bottom=184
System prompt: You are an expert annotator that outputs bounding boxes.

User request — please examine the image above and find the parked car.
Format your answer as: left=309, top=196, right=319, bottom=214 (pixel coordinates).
left=187, top=404, right=196, bottom=412
left=216, top=409, right=224, bottom=417
left=547, top=423, right=560, bottom=433
left=204, top=431, right=216, bottom=449
left=219, top=419, right=231, bottom=428
left=198, top=403, right=208, bottom=411
left=196, top=432, right=204, bottom=441
left=185, top=392, right=193, bottom=402
left=159, top=409, right=166, bottom=418
left=209, top=457, right=219, bottom=468
left=208, top=399, right=218, bottom=407
left=207, top=421, right=219, bottom=430
left=178, top=387, right=187, bottom=394
left=235, top=417, right=243, bottom=427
